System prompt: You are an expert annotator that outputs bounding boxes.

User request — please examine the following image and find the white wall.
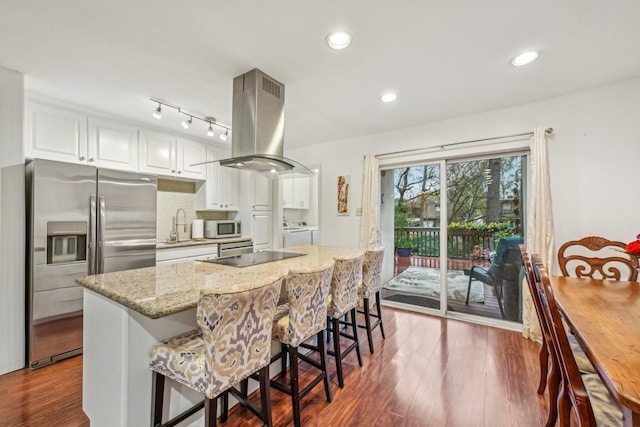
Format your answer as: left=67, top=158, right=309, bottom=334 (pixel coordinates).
left=0, top=66, right=25, bottom=374
left=289, top=78, right=640, bottom=277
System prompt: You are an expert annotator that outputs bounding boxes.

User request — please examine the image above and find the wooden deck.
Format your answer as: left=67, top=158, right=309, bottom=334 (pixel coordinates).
left=385, top=255, right=504, bottom=320
left=393, top=254, right=491, bottom=275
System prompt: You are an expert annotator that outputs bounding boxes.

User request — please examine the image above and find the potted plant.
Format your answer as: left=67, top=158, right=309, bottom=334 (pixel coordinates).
left=396, top=237, right=414, bottom=257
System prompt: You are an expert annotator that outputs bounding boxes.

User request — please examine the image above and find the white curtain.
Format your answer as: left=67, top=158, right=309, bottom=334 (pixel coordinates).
left=522, top=126, right=555, bottom=342
left=360, top=154, right=381, bottom=249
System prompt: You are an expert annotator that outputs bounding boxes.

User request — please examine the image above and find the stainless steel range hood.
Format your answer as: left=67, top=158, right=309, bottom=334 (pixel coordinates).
left=220, top=69, right=313, bottom=176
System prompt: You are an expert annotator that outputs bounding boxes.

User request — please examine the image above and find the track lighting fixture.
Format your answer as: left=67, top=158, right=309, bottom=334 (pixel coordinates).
left=153, top=103, right=162, bottom=119
left=180, top=115, right=193, bottom=130
left=150, top=98, right=231, bottom=141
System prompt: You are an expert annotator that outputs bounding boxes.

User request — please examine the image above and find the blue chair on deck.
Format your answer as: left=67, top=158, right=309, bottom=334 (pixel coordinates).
left=464, top=237, right=524, bottom=319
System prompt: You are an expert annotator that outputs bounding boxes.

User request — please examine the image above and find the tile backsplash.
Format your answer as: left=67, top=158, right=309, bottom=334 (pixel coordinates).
left=157, top=179, right=226, bottom=242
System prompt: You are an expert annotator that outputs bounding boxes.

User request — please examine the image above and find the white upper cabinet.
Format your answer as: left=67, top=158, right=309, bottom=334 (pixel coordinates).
left=25, top=100, right=208, bottom=179
left=25, top=101, right=88, bottom=164
left=282, top=174, right=310, bottom=209
left=176, top=138, right=206, bottom=180
left=195, top=147, right=238, bottom=211
left=139, top=131, right=206, bottom=180
left=251, top=173, right=273, bottom=211
left=88, top=117, right=139, bottom=171
left=139, top=129, right=175, bottom=176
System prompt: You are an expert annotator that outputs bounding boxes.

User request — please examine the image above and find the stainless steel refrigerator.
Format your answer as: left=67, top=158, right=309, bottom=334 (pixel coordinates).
left=26, top=158, right=157, bottom=368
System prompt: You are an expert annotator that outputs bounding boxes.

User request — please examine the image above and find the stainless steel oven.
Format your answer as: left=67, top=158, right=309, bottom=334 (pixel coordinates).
left=218, top=240, right=253, bottom=257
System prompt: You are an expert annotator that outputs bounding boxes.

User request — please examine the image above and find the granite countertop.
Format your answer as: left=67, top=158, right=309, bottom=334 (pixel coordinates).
left=156, top=236, right=252, bottom=250
left=76, top=245, right=364, bottom=319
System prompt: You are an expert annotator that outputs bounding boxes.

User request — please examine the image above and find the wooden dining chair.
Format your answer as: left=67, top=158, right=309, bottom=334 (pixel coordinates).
left=532, top=255, right=622, bottom=427
left=557, top=236, right=638, bottom=281
left=519, top=245, right=561, bottom=426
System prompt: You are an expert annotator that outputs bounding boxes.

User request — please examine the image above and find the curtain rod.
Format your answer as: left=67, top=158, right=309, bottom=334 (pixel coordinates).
left=375, top=127, right=553, bottom=159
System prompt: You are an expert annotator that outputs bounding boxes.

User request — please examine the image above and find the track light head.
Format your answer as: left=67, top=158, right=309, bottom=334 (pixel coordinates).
left=153, top=103, right=162, bottom=120
left=150, top=98, right=230, bottom=137
left=181, top=115, right=192, bottom=129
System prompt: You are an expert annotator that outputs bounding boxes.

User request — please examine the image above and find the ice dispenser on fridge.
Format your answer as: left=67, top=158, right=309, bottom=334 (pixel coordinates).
left=46, top=222, right=87, bottom=265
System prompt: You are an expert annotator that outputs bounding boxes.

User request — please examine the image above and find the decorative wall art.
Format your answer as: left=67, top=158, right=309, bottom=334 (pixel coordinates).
left=337, top=175, right=349, bottom=215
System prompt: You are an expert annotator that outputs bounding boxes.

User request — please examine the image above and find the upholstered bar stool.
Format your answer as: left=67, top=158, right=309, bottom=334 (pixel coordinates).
left=326, top=254, right=363, bottom=388
left=149, top=274, right=283, bottom=427
left=358, top=247, right=385, bottom=354
left=270, top=262, right=335, bottom=427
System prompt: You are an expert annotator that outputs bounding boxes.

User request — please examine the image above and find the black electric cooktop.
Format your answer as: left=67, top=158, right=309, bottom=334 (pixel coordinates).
left=199, top=250, right=306, bottom=268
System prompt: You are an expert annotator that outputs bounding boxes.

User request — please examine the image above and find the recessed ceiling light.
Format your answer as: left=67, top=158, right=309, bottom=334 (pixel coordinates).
left=511, top=51, right=539, bottom=67
left=380, top=92, right=397, bottom=103
left=326, top=32, right=352, bottom=50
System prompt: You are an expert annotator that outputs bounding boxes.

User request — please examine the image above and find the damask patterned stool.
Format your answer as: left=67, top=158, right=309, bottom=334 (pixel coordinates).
left=149, top=274, right=282, bottom=427
left=358, top=247, right=386, bottom=354
left=270, top=262, right=335, bottom=427
left=326, top=254, right=364, bottom=388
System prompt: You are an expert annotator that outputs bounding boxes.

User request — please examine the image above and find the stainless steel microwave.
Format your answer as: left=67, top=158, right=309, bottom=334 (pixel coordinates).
left=204, top=220, right=241, bottom=238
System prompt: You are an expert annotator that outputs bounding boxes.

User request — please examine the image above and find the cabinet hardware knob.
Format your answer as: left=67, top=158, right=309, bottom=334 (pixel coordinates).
left=79, top=156, right=86, bottom=161
left=89, top=157, right=95, bottom=162
left=177, top=171, right=182, bottom=174
left=171, top=170, right=176, bottom=173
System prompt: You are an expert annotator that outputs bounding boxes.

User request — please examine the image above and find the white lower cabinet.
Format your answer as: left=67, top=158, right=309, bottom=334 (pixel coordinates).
left=251, top=211, right=273, bottom=251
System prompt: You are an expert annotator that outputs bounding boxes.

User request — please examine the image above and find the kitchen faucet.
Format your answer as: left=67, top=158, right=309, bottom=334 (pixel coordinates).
left=171, top=208, right=187, bottom=242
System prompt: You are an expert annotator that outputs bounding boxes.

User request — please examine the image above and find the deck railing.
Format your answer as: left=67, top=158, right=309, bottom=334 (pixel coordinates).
left=395, top=227, right=511, bottom=260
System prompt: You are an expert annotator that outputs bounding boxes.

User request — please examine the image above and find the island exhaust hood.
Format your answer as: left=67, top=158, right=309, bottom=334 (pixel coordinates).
left=220, top=69, right=313, bottom=175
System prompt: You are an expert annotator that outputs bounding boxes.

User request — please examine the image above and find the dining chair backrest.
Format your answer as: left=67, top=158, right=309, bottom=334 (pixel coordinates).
left=557, top=236, right=638, bottom=281
left=329, top=254, right=363, bottom=318
left=195, top=275, right=282, bottom=398
left=361, top=247, right=385, bottom=298
left=520, top=246, right=555, bottom=353
left=284, top=262, right=335, bottom=347
left=531, top=254, right=598, bottom=426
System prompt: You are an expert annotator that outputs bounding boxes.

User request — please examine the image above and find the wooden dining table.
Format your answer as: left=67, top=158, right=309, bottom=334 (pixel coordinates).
left=551, top=275, right=640, bottom=427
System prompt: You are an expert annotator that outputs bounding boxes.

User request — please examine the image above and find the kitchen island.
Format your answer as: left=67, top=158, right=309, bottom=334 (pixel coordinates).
left=76, top=245, right=363, bottom=427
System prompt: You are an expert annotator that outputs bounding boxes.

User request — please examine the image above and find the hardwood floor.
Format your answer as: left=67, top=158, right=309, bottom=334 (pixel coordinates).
left=0, top=354, right=88, bottom=427
left=0, top=307, right=548, bottom=426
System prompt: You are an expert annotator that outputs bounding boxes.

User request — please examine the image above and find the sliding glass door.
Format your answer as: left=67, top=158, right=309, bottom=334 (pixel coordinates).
left=381, top=153, right=526, bottom=324
left=383, top=163, right=442, bottom=310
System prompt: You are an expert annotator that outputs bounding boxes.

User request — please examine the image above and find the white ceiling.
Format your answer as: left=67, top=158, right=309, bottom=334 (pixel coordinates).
left=1, top=0, right=640, bottom=149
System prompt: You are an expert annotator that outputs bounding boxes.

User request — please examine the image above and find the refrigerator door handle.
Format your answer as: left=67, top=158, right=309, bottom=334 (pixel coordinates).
left=97, top=195, right=106, bottom=274
left=89, top=194, right=97, bottom=275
